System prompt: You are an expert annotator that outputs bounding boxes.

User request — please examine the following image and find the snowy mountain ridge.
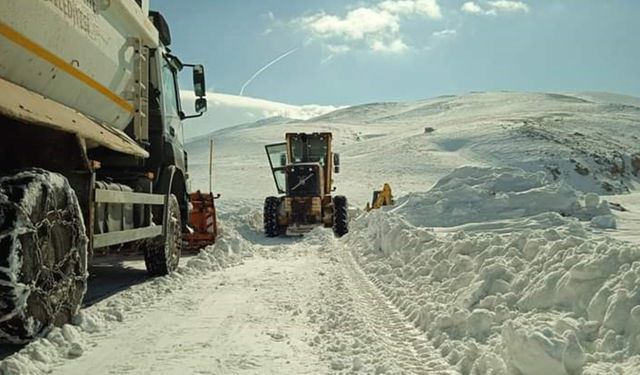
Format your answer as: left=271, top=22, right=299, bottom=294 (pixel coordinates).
left=188, top=90, right=640, bottom=204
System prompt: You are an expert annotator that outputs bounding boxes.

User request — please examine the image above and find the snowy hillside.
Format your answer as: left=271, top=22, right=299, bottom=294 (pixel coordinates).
left=188, top=91, right=640, bottom=205
left=183, top=91, right=640, bottom=374
left=3, top=91, right=640, bottom=375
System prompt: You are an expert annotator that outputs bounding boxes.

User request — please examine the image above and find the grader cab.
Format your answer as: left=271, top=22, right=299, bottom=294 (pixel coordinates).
left=264, top=133, right=348, bottom=237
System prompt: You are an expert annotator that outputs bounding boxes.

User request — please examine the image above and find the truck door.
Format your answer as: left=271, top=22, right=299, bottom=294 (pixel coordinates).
left=159, top=56, right=186, bottom=173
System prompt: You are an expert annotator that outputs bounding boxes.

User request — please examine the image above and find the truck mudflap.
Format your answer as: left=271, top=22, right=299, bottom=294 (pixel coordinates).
left=0, top=77, right=148, bottom=158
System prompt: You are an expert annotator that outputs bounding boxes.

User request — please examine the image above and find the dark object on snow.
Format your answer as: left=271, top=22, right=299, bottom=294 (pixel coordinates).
left=574, top=163, right=590, bottom=176
left=608, top=202, right=628, bottom=212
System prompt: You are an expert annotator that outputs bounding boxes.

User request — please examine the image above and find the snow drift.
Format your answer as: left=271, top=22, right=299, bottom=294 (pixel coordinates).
left=392, top=166, right=615, bottom=229
left=346, top=167, right=640, bottom=374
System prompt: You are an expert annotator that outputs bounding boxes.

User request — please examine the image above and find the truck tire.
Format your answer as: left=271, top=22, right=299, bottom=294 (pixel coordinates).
left=143, top=194, right=181, bottom=276
left=264, top=197, right=281, bottom=237
left=333, top=195, right=349, bottom=238
left=0, top=169, right=88, bottom=343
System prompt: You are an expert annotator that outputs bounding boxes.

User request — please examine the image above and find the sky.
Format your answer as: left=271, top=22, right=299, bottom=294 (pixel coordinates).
left=154, top=0, right=640, bottom=108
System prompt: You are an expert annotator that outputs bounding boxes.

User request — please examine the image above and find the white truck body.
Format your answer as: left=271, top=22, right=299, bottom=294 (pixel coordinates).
left=0, top=0, right=159, bottom=131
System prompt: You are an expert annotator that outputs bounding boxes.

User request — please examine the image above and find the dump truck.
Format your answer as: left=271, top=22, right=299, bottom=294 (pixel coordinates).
left=0, top=0, right=208, bottom=342
left=264, top=132, right=348, bottom=237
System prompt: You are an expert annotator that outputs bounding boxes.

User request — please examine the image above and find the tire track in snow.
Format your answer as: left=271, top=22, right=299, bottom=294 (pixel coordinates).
left=309, top=239, right=455, bottom=374
left=339, top=247, right=456, bottom=374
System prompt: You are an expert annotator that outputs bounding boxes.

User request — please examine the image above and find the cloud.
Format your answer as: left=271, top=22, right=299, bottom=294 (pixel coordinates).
left=461, top=2, right=485, bottom=14
left=432, top=29, right=457, bottom=38
left=295, top=0, right=442, bottom=54
left=302, top=8, right=400, bottom=41
left=371, top=38, right=409, bottom=53
left=378, top=0, right=442, bottom=19
left=461, top=1, right=530, bottom=16
left=321, top=44, right=351, bottom=64
left=488, top=0, right=530, bottom=13
left=180, top=91, right=341, bottom=138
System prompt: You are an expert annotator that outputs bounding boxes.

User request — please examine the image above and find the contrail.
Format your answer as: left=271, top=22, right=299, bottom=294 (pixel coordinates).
left=240, top=48, right=298, bottom=96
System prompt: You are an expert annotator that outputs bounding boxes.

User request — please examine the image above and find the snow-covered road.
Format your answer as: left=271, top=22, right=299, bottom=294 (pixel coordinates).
left=2, top=222, right=463, bottom=375
left=52, top=249, right=330, bottom=375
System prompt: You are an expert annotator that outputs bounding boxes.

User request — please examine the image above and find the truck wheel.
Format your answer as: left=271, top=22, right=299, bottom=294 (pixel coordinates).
left=143, top=194, right=181, bottom=276
left=0, top=169, right=88, bottom=343
left=264, top=197, right=282, bottom=237
left=333, top=195, right=349, bottom=238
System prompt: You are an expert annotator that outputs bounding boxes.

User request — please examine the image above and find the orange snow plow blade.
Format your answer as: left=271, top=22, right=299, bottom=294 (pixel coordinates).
left=183, top=191, right=219, bottom=252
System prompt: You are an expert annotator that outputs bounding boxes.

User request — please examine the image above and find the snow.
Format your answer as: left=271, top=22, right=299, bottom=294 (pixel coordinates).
left=346, top=204, right=640, bottom=374
left=2, top=90, right=640, bottom=374
left=389, top=166, right=613, bottom=228
left=0, top=223, right=245, bottom=374
left=188, top=91, right=640, bottom=208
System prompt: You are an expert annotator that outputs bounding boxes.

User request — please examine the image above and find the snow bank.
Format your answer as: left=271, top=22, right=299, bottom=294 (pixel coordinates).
left=347, top=207, right=640, bottom=374
left=393, top=167, right=614, bottom=229
left=0, top=223, right=250, bottom=375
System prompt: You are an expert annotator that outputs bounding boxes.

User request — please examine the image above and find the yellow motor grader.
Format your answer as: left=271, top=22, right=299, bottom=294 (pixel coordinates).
left=264, top=133, right=348, bottom=237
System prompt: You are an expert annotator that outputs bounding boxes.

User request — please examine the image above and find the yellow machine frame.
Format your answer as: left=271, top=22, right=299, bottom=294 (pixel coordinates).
left=366, top=183, right=394, bottom=211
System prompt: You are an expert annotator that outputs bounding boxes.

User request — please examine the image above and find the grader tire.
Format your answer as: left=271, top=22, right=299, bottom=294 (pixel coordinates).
left=333, top=195, right=349, bottom=238
left=264, top=197, right=282, bottom=237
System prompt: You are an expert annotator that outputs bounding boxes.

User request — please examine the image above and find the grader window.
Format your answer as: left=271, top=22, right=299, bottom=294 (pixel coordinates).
left=265, top=142, right=288, bottom=194
left=290, top=135, right=329, bottom=167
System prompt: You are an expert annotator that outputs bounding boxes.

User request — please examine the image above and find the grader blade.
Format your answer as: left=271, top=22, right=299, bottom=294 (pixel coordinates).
left=366, top=183, right=394, bottom=211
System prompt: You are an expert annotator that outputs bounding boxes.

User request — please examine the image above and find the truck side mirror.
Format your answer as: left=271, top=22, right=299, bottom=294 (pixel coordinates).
left=334, top=153, right=341, bottom=174
left=280, top=153, right=287, bottom=166
left=193, top=64, right=206, bottom=98
left=195, top=98, right=207, bottom=114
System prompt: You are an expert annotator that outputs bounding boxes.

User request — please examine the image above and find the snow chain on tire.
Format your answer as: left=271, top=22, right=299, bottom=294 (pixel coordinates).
left=0, top=169, right=88, bottom=343
left=143, top=194, right=181, bottom=276
left=333, top=195, right=349, bottom=237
